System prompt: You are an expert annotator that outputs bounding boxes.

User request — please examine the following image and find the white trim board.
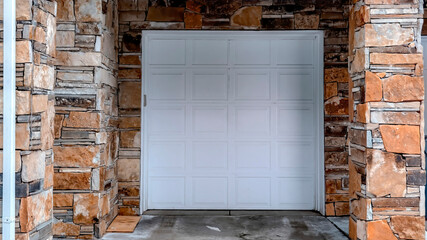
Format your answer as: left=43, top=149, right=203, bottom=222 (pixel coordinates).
left=140, top=30, right=325, bottom=214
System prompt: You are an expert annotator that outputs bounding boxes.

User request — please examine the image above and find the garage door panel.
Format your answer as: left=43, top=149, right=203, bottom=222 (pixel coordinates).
left=148, top=106, right=186, bottom=136
left=234, top=106, right=271, bottom=137
left=275, top=39, right=314, bottom=65
left=149, top=39, right=186, bottom=65
left=192, top=106, right=228, bottom=137
left=277, top=141, right=314, bottom=169
left=277, top=72, right=314, bottom=101
left=277, top=105, right=314, bottom=137
left=278, top=178, right=314, bottom=208
left=192, top=142, right=228, bottom=169
left=192, top=70, right=228, bottom=100
left=149, top=177, right=186, bottom=208
left=149, top=141, right=186, bottom=170
left=148, top=70, right=186, bottom=100
left=235, top=178, right=271, bottom=207
left=192, top=40, right=228, bottom=65
left=234, top=70, right=271, bottom=100
left=192, top=177, right=228, bottom=208
left=235, top=142, right=271, bottom=169
left=233, top=40, right=271, bottom=65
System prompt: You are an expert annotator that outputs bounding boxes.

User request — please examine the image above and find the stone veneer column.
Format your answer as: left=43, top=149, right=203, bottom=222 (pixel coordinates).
left=348, top=0, right=425, bottom=239
left=0, top=0, right=56, bottom=239
left=52, top=0, right=119, bottom=238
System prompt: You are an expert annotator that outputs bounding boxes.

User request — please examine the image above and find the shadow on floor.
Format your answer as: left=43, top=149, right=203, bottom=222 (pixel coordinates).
left=103, top=211, right=349, bottom=240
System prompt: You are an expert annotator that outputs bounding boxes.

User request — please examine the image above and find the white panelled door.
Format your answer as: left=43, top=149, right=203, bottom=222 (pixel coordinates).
left=143, top=31, right=323, bottom=210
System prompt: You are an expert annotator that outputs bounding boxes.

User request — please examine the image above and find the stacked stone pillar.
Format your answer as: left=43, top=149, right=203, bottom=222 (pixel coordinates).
left=52, top=0, right=119, bottom=238
left=0, top=0, right=57, bottom=239
left=348, top=0, right=425, bottom=239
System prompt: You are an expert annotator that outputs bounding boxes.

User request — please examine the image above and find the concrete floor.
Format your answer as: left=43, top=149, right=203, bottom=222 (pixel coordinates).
left=102, top=211, right=349, bottom=240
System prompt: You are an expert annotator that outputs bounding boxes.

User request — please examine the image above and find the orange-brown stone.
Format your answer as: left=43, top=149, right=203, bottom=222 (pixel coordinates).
left=325, top=97, right=349, bottom=116
left=351, top=198, right=371, bottom=220
left=325, top=82, right=338, bottom=99
left=64, top=112, right=101, bottom=129
left=370, top=53, right=423, bottom=65
left=325, top=203, right=335, bottom=216
left=351, top=48, right=366, bottom=73
left=53, top=221, right=80, bottom=237
left=119, top=55, right=141, bottom=65
left=295, top=13, right=320, bottom=30
left=365, top=71, right=382, bottom=102
left=56, top=0, right=75, bottom=21
left=0, top=151, right=21, bottom=172
left=335, top=202, right=350, bottom=216
left=119, top=82, right=141, bottom=109
left=118, top=68, right=141, bottom=79
left=366, top=220, right=397, bottom=240
left=119, top=117, right=141, bottom=129
left=356, top=103, right=370, bottom=123
left=118, top=158, right=140, bottom=181
left=354, top=5, right=370, bottom=28
left=184, top=12, right=202, bottom=29
left=119, top=131, right=141, bottom=148
left=231, top=6, right=262, bottom=27
left=349, top=217, right=357, bottom=240
left=44, top=164, right=54, bottom=189
left=365, top=24, right=413, bottom=47
left=54, top=193, right=74, bottom=207
left=366, top=150, right=406, bottom=197
left=380, top=125, right=420, bottom=154
left=146, top=7, right=184, bottom=22
left=54, top=114, right=64, bottom=139
left=0, top=123, right=31, bottom=150
left=325, top=68, right=349, bottom=83
left=54, top=145, right=100, bottom=168
left=390, top=216, right=425, bottom=239
left=349, top=160, right=361, bottom=198
left=20, top=190, right=53, bottom=232
left=54, top=172, right=91, bottom=190
left=73, top=193, right=100, bottom=224
left=383, top=75, right=423, bottom=102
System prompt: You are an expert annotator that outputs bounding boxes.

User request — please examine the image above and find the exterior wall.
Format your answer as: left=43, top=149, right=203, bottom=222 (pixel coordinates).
left=0, top=0, right=57, bottom=239
left=118, top=0, right=351, bottom=216
left=348, top=0, right=425, bottom=239
left=53, top=0, right=120, bottom=238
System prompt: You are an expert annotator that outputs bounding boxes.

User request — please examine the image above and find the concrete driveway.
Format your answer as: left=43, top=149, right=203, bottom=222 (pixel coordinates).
left=102, top=211, right=349, bottom=240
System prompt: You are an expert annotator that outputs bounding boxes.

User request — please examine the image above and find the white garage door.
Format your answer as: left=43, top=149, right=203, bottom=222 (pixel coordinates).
left=142, top=31, right=323, bottom=210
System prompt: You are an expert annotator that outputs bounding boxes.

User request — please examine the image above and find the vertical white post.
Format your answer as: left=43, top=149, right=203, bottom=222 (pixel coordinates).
left=3, top=0, right=16, bottom=238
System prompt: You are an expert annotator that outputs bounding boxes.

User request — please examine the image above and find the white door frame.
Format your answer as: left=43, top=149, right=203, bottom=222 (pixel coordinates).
left=140, top=30, right=325, bottom=215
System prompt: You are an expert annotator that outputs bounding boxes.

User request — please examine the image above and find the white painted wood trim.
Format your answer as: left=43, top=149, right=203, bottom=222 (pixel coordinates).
left=140, top=30, right=325, bottom=214
left=2, top=0, right=17, bottom=238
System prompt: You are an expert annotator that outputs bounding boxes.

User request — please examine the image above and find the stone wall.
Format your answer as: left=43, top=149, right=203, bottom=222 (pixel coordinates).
left=0, top=0, right=57, bottom=239
left=348, top=0, right=425, bottom=239
left=118, top=0, right=351, bottom=216
left=53, top=0, right=119, bottom=238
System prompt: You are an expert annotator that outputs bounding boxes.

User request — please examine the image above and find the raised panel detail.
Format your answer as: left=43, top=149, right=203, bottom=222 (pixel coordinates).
left=277, top=74, right=313, bottom=101
left=149, top=40, right=186, bottom=65
left=192, top=177, right=228, bottom=207
left=192, top=71, right=228, bottom=100
left=235, top=107, right=270, bottom=136
left=276, top=39, right=313, bottom=65
left=193, top=40, right=228, bottom=65
left=148, top=71, right=186, bottom=100
left=192, top=107, right=227, bottom=136
left=235, top=71, right=270, bottom=100
left=278, top=141, right=314, bottom=169
left=236, top=178, right=270, bottom=206
left=277, top=106, right=313, bottom=137
left=149, top=177, right=185, bottom=208
left=192, top=142, right=228, bottom=169
left=236, top=142, right=270, bottom=169
left=149, top=106, right=185, bottom=136
left=149, top=142, right=185, bottom=169
left=278, top=178, right=314, bottom=207
left=234, top=40, right=270, bottom=65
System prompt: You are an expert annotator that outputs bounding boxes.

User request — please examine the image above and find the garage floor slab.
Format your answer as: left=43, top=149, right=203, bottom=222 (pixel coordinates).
left=102, top=212, right=349, bottom=240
